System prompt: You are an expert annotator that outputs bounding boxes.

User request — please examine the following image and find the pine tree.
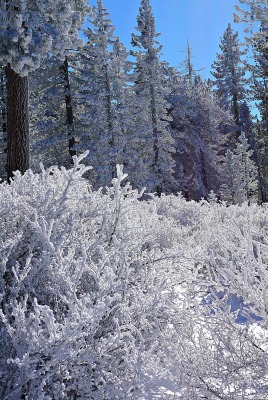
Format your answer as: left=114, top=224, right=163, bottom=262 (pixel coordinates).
left=129, top=0, right=175, bottom=195
left=108, top=38, right=132, bottom=173
left=192, top=77, right=229, bottom=198
left=5, top=64, right=30, bottom=180
left=211, top=23, right=247, bottom=148
left=224, top=149, right=237, bottom=204
left=29, top=56, right=69, bottom=170
left=223, top=132, right=259, bottom=204
left=239, top=101, right=255, bottom=147
left=250, top=31, right=268, bottom=202
left=167, top=53, right=229, bottom=200
left=72, top=0, right=129, bottom=187
left=0, top=0, right=88, bottom=180
left=234, top=0, right=268, bottom=201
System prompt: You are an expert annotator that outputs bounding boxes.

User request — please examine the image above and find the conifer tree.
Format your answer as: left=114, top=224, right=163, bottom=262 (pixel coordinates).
left=129, top=0, right=175, bottom=195
left=234, top=0, right=268, bottom=201
left=223, top=132, right=259, bottom=204
left=0, top=0, right=88, bottom=180
left=211, top=23, right=248, bottom=148
left=109, top=38, right=132, bottom=172
left=224, top=149, right=237, bottom=203
left=73, top=0, right=129, bottom=187
left=239, top=101, right=255, bottom=147
left=192, top=77, right=228, bottom=198
left=168, top=50, right=229, bottom=200
left=29, top=57, right=69, bottom=170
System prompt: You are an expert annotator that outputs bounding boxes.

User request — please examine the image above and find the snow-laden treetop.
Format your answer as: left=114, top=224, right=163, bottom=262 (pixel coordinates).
left=234, top=0, right=268, bottom=48
left=0, top=0, right=88, bottom=76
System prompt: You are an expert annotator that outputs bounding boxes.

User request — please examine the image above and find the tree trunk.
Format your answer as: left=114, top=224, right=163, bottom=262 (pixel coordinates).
left=232, top=90, right=241, bottom=148
left=0, top=70, right=7, bottom=140
left=6, top=64, right=29, bottom=180
left=61, top=57, right=76, bottom=160
left=150, top=82, right=161, bottom=196
left=0, top=69, right=7, bottom=178
left=105, top=66, right=117, bottom=179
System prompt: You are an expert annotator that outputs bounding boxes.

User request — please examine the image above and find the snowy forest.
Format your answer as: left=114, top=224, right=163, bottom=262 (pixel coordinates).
left=1, top=0, right=268, bottom=398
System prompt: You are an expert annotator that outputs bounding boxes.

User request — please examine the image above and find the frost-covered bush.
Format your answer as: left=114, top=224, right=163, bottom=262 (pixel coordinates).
left=1, top=156, right=268, bottom=399
left=0, top=155, right=188, bottom=399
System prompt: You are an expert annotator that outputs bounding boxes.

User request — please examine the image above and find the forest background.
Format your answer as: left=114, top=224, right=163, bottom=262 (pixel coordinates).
left=1, top=1, right=268, bottom=399
left=0, top=0, right=267, bottom=204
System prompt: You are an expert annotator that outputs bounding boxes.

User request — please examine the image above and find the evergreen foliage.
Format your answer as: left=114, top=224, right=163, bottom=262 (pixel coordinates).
left=169, top=69, right=229, bottom=200
left=129, top=0, right=176, bottom=195
left=0, top=0, right=262, bottom=204
left=0, top=0, right=88, bottom=179
left=72, top=0, right=129, bottom=187
left=223, top=132, right=259, bottom=204
left=211, top=23, right=248, bottom=147
left=29, top=57, right=69, bottom=170
left=234, top=0, right=268, bottom=201
left=0, top=0, right=88, bottom=76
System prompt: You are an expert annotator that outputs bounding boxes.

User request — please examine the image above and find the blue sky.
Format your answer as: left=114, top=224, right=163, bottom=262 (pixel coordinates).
left=89, top=0, right=247, bottom=80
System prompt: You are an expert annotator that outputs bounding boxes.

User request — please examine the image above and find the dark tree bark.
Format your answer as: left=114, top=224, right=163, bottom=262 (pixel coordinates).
left=0, top=70, right=7, bottom=140
left=61, top=57, right=76, bottom=159
left=0, top=69, right=7, bottom=179
left=6, top=64, right=29, bottom=180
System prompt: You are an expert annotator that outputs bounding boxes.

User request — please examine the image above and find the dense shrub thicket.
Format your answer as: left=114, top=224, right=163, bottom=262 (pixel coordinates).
left=0, top=155, right=268, bottom=399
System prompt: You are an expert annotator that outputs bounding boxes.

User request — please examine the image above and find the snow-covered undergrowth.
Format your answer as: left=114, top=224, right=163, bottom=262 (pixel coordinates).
left=1, top=154, right=268, bottom=399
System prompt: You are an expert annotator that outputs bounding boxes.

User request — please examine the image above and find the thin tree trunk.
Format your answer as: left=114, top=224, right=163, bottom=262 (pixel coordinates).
left=0, top=69, right=7, bottom=179
left=200, top=150, right=208, bottom=198
left=150, top=82, right=161, bottom=196
left=0, top=70, right=7, bottom=140
left=6, top=64, right=29, bottom=180
left=105, top=67, right=117, bottom=179
left=61, top=57, right=76, bottom=159
left=232, top=91, right=241, bottom=143
left=255, top=123, right=268, bottom=203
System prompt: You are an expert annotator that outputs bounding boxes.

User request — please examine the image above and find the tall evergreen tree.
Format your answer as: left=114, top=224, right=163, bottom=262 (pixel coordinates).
left=166, top=45, right=230, bottom=200
left=222, top=132, right=259, bottom=204
left=0, top=0, right=88, bottom=180
left=129, top=0, right=175, bottom=195
left=211, top=23, right=248, bottom=147
left=249, top=29, right=268, bottom=202
left=239, top=101, right=255, bottom=146
left=169, top=71, right=230, bottom=200
left=73, top=0, right=129, bottom=186
left=29, top=57, right=69, bottom=170
left=234, top=0, right=268, bottom=201
left=109, top=38, right=133, bottom=173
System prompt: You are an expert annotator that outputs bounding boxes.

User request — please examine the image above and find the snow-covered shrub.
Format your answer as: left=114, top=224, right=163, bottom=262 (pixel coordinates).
left=1, top=156, right=268, bottom=399
left=144, top=196, right=268, bottom=399
left=0, top=156, right=189, bottom=399
left=189, top=202, right=268, bottom=398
